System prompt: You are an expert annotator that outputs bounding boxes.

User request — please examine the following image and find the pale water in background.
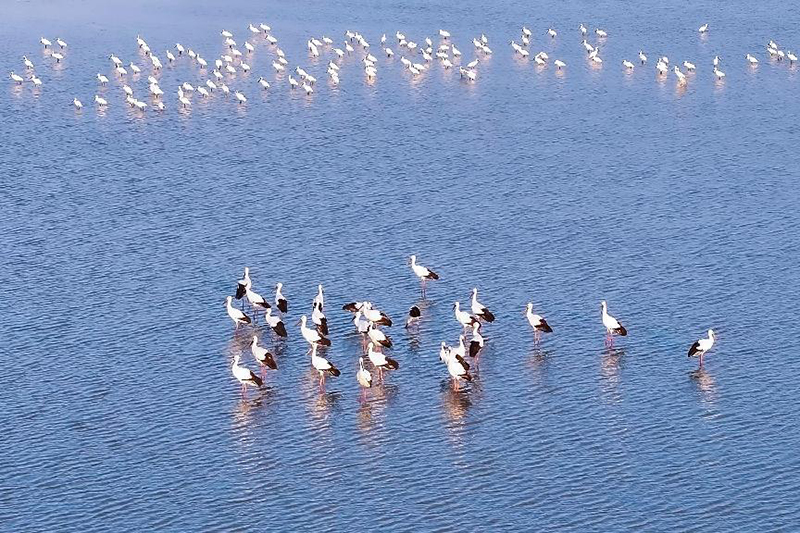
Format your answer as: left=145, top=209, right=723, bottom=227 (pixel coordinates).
left=1, top=0, right=800, bottom=530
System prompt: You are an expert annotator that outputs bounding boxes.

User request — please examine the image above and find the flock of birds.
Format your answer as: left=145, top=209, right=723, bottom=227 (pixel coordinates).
left=8, top=22, right=800, bottom=113
left=225, top=256, right=717, bottom=397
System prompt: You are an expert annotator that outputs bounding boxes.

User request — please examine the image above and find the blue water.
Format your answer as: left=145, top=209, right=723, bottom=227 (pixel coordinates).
left=2, top=0, right=800, bottom=530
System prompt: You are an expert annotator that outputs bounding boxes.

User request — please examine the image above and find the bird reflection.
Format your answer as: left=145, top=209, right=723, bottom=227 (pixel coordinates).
left=528, top=346, right=551, bottom=385
left=689, top=368, right=718, bottom=406
left=600, top=346, right=625, bottom=403
left=356, top=382, right=398, bottom=438
left=231, top=387, right=275, bottom=433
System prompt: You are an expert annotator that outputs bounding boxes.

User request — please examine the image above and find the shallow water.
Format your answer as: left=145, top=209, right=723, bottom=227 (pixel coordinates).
left=2, top=0, right=800, bottom=530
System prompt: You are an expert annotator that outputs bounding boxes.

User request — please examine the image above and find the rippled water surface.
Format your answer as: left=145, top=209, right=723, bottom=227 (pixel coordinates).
left=2, top=0, right=800, bottom=530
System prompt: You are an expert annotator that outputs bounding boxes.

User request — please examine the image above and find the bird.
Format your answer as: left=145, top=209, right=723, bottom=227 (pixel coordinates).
left=312, top=284, right=325, bottom=310
left=439, top=29, right=451, bottom=39
left=713, top=55, right=721, bottom=67
left=713, top=66, right=726, bottom=79
left=356, top=357, right=373, bottom=390
left=97, top=73, right=109, bottom=85
left=40, top=37, right=52, bottom=48
left=622, top=59, right=635, bottom=69
left=232, top=353, right=262, bottom=396
left=554, top=60, right=566, bottom=69
left=367, top=323, right=392, bottom=349
left=56, top=37, right=67, bottom=48
left=234, top=91, right=247, bottom=104
left=746, top=54, right=759, bottom=65
left=443, top=343, right=472, bottom=390
left=547, top=28, right=557, bottom=39
left=245, top=286, right=271, bottom=313
left=275, top=283, right=288, bottom=313
left=300, top=315, right=331, bottom=347
left=683, top=61, right=696, bottom=71
left=469, top=322, right=484, bottom=358
left=94, top=95, right=108, bottom=106
left=600, top=300, right=627, bottom=345
left=226, top=296, right=252, bottom=329
left=73, top=98, right=83, bottom=109
left=595, top=28, right=608, bottom=38
left=311, top=302, right=328, bottom=336
left=258, top=77, right=270, bottom=90
left=639, top=50, right=647, bottom=64
left=235, top=267, right=251, bottom=300
left=23, top=56, right=34, bottom=69
left=367, top=342, right=399, bottom=380
left=310, top=344, right=340, bottom=386
left=250, top=335, right=277, bottom=378
left=688, top=329, right=716, bottom=367
left=698, top=23, right=709, bottom=33
left=405, top=306, right=421, bottom=329
left=264, top=308, right=288, bottom=338
left=674, top=66, right=687, bottom=84
left=30, top=75, right=42, bottom=87
left=579, top=23, right=588, bottom=36
left=9, top=72, right=23, bottom=84
left=409, top=255, right=439, bottom=295
left=361, top=302, right=392, bottom=327
left=788, top=51, right=798, bottom=64
left=525, top=303, right=553, bottom=343
left=454, top=301, right=478, bottom=330
left=470, top=288, right=495, bottom=322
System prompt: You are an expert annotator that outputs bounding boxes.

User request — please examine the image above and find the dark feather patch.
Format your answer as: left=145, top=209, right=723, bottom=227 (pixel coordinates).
left=480, top=309, right=496, bottom=322
left=317, top=319, right=329, bottom=336
left=327, top=365, right=341, bottom=377
left=688, top=341, right=701, bottom=357
left=235, top=284, right=246, bottom=299
left=277, top=299, right=288, bottom=314
left=469, top=341, right=481, bottom=358
left=384, top=357, right=399, bottom=370
left=455, top=354, right=470, bottom=370
left=377, top=317, right=393, bottom=327
left=409, top=306, right=421, bottom=318
left=264, top=353, right=277, bottom=370
left=615, top=325, right=627, bottom=336
left=462, top=372, right=473, bottom=382
left=537, top=320, right=553, bottom=333
left=427, top=271, right=439, bottom=280
left=342, top=302, right=360, bottom=312
left=250, top=372, right=263, bottom=387
left=318, top=337, right=332, bottom=347
left=273, top=322, right=288, bottom=337
left=241, top=314, right=252, bottom=324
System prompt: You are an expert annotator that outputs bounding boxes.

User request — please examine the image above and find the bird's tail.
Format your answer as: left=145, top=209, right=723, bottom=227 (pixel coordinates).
left=328, top=365, right=341, bottom=377
left=235, top=284, right=246, bottom=299
left=385, top=357, right=400, bottom=370
left=482, top=310, right=496, bottom=322
left=318, top=337, right=332, bottom=347
left=616, top=326, right=627, bottom=336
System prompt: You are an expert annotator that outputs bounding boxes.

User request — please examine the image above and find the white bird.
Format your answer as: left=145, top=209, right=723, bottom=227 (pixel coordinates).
left=583, top=40, right=595, bottom=53
left=56, top=37, right=67, bottom=49
left=698, top=23, right=709, bottom=33
left=40, top=37, right=52, bottom=48
left=713, top=55, right=721, bottom=66
left=600, top=300, right=627, bottom=345
left=683, top=61, right=696, bottom=71
left=444, top=343, right=472, bottom=390
left=688, top=329, right=716, bottom=367
left=9, top=71, right=23, bottom=84
left=469, top=322, right=484, bottom=358
left=234, top=90, right=247, bottom=104
left=746, top=54, right=759, bottom=65
left=451, top=45, right=461, bottom=57
left=454, top=301, right=478, bottom=330
left=232, top=353, right=262, bottom=396
left=245, top=287, right=271, bottom=312
left=226, top=296, right=252, bottom=329
left=235, top=267, right=252, bottom=299
left=52, top=52, right=64, bottom=63
left=357, top=357, right=372, bottom=389
left=639, top=50, right=647, bottom=64
left=110, top=54, right=122, bottom=66
left=302, top=82, right=314, bottom=95
left=250, top=335, right=277, bottom=378
left=300, top=315, right=330, bottom=347
left=179, top=96, right=191, bottom=108
left=595, top=28, right=608, bottom=38
left=260, top=23, right=271, bottom=33
left=471, top=288, right=495, bottom=322
left=439, top=29, right=451, bottom=39
left=467, top=58, right=479, bottom=69
left=258, top=77, right=270, bottom=89
left=30, top=75, right=42, bottom=87
left=129, top=62, right=141, bottom=74
left=622, top=59, right=635, bottom=69
left=367, top=323, right=392, bottom=349
left=460, top=67, right=477, bottom=80
left=523, top=26, right=532, bottom=37
left=554, top=59, right=566, bottom=69
left=73, top=97, right=83, bottom=109
left=409, top=255, right=439, bottom=294
left=525, top=302, right=553, bottom=343
left=579, top=23, right=588, bottom=35
left=23, top=56, right=34, bottom=69
left=310, top=344, right=340, bottom=385
left=221, top=29, right=233, bottom=38
left=713, top=66, right=726, bottom=79
left=260, top=309, right=286, bottom=340
left=674, top=66, right=687, bottom=84
left=288, top=75, right=299, bottom=89
left=311, top=302, right=328, bottom=336
left=547, top=28, right=557, bottom=39
left=166, top=50, right=176, bottom=63
left=788, top=51, right=797, bottom=64
left=94, top=94, right=107, bottom=106
left=205, top=80, right=216, bottom=91
left=115, top=66, right=127, bottom=76
left=367, top=342, right=399, bottom=380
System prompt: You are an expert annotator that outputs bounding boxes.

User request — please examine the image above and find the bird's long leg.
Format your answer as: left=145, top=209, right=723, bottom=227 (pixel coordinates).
left=699, top=354, right=704, bottom=368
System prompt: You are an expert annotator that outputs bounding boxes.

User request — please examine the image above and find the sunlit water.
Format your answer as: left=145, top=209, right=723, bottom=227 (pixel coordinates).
left=2, top=0, right=800, bottom=530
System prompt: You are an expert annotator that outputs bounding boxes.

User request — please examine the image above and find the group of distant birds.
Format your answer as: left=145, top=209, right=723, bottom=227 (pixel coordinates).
left=225, top=256, right=716, bottom=397
left=7, top=21, right=799, bottom=113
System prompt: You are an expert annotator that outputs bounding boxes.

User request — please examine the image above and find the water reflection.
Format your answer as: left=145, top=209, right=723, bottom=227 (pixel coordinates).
left=600, top=346, right=625, bottom=404
left=689, top=368, right=718, bottom=406
left=527, top=346, right=551, bottom=386
left=356, top=382, right=398, bottom=439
